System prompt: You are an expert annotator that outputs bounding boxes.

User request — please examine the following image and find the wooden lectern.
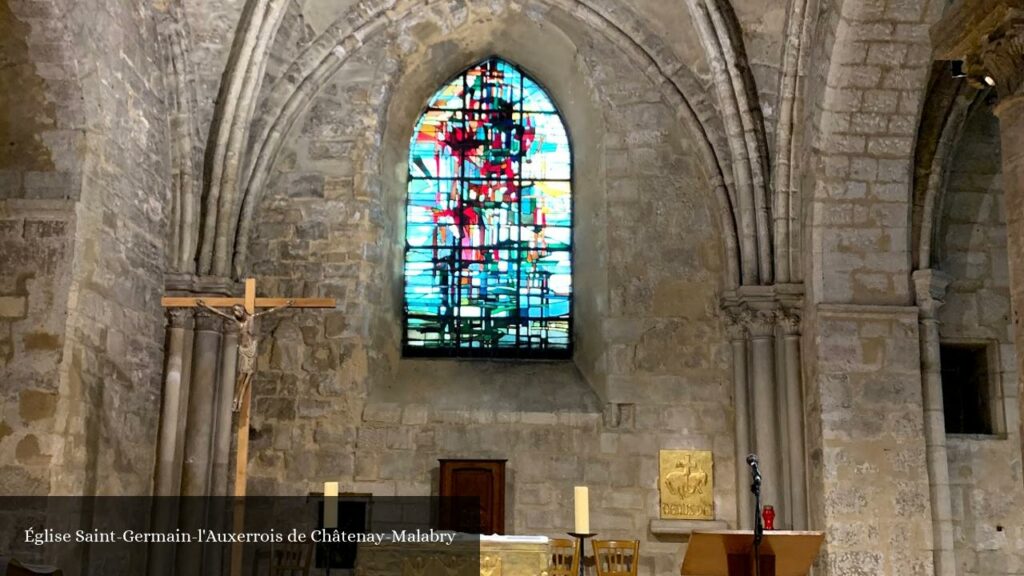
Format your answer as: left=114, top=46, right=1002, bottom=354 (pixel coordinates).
left=681, top=531, right=824, bottom=576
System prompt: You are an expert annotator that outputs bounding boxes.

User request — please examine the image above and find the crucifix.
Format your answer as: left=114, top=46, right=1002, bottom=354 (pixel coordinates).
left=162, top=278, right=335, bottom=576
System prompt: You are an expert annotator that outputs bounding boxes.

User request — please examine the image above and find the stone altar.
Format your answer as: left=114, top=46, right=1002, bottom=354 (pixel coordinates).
left=355, top=534, right=550, bottom=576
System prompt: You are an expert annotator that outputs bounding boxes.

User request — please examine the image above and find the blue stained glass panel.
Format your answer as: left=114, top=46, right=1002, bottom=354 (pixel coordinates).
left=404, top=57, right=572, bottom=357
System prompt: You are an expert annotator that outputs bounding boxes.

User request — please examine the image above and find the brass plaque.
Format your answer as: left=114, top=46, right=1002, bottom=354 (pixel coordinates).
left=659, top=450, right=714, bottom=519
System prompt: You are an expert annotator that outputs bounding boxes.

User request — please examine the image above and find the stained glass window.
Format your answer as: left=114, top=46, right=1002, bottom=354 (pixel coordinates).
left=404, top=58, right=572, bottom=358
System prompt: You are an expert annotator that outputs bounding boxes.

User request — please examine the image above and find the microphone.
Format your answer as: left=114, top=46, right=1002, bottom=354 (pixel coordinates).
left=746, top=454, right=761, bottom=482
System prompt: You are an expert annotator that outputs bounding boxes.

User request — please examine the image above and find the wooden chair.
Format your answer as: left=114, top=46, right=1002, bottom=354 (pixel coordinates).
left=268, top=541, right=313, bottom=576
left=548, top=538, right=579, bottom=576
left=591, top=540, right=639, bottom=576
left=1, top=558, right=62, bottom=576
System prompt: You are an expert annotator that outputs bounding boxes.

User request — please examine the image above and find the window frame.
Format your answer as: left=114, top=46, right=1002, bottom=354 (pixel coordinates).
left=401, top=57, right=575, bottom=360
left=938, top=338, right=1007, bottom=437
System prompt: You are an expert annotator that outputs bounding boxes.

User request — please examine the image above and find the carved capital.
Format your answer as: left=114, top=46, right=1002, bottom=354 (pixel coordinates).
left=913, top=269, right=952, bottom=320
left=723, top=305, right=752, bottom=340
left=746, top=308, right=778, bottom=339
left=194, top=307, right=225, bottom=332
left=778, top=308, right=802, bottom=336
left=167, top=307, right=194, bottom=329
left=965, top=19, right=1024, bottom=100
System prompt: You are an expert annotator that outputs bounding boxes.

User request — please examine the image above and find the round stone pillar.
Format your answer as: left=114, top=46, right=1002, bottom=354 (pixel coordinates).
left=725, top=307, right=754, bottom=529
left=748, top=308, right=785, bottom=528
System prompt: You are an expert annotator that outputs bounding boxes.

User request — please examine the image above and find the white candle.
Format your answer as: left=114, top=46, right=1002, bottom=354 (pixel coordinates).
left=574, top=486, right=590, bottom=533
left=324, top=482, right=339, bottom=529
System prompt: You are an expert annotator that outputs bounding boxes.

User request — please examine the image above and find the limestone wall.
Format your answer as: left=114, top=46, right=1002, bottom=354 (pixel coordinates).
left=803, top=305, right=934, bottom=575
left=0, top=0, right=82, bottom=495
left=0, top=201, right=75, bottom=495
left=243, top=2, right=733, bottom=574
left=937, top=99, right=1024, bottom=575
left=5, top=2, right=1023, bottom=576
left=0, top=0, right=172, bottom=497
left=53, top=0, right=171, bottom=497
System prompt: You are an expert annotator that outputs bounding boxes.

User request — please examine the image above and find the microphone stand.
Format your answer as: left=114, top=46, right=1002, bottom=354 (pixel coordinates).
left=751, top=466, right=762, bottom=576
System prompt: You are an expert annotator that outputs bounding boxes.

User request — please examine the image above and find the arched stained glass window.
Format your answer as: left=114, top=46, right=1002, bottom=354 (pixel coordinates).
left=404, top=57, right=572, bottom=358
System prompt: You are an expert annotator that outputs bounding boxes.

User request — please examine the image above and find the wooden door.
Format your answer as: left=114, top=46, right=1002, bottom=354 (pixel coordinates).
left=438, top=459, right=506, bottom=534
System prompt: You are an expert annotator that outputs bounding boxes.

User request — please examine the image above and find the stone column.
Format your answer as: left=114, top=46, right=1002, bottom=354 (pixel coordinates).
left=779, top=309, right=808, bottom=530
left=154, top=308, right=193, bottom=497
left=913, top=269, right=956, bottom=576
left=171, top=324, right=194, bottom=496
left=202, top=322, right=237, bottom=576
left=176, top=308, right=223, bottom=576
left=725, top=307, right=754, bottom=529
left=211, top=322, right=239, bottom=497
left=180, top=308, right=223, bottom=496
left=149, top=308, right=193, bottom=576
left=748, top=308, right=785, bottom=526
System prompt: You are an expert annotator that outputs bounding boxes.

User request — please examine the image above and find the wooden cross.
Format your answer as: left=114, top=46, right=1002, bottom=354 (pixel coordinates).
left=162, top=278, right=335, bottom=576
left=161, top=277, right=335, bottom=315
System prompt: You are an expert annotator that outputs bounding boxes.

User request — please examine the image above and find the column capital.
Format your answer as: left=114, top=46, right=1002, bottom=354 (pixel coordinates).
left=970, top=20, right=1024, bottom=101
left=723, top=305, right=752, bottom=340
left=167, top=307, right=194, bottom=329
left=913, top=269, right=952, bottom=319
left=721, top=302, right=780, bottom=338
left=194, top=307, right=225, bottom=331
left=778, top=307, right=802, bottom=336
left=746, top=308, right=779, bottom=338
left=932, top=0, right=1024, bottom=100
left=721, top=285, right=803, bottom=339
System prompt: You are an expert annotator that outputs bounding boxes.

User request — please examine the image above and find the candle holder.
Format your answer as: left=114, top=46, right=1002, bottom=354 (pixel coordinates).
left=567, top=532, right=597, bottom=576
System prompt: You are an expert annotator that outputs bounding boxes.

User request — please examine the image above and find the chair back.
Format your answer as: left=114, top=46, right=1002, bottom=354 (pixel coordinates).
left=592, top=540, right=639, bottom=576
left=269, top=541, right=313, bottom=576
left=548, top=538, right=579, bottom=576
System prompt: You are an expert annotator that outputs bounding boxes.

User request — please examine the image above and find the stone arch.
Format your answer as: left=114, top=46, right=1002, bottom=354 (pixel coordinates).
left=804, top=0, right=943, bottom=305
left=238, top=0, right=735, bottom=416
left=227, top=0, right=745, bottom=290
left=240, top=3, right=736, bottom=511
left=910, top=68, right=988, bottom=269
left=378, top=20, right=606, bottom=379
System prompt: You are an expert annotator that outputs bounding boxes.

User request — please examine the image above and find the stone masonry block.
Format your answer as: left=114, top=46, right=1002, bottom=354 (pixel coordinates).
left=23, top=220, right=68, bottom=238
left=0, top=219, right=24, bottom=237
left=19, top=389, right=57, bottom=421
left=0, top=296, right=27, bottom=318
left=401, top=405, right=428, bottom=425
left=363, top=403, right=402, bottom=423
left=521, top=412, right=558, bottom=425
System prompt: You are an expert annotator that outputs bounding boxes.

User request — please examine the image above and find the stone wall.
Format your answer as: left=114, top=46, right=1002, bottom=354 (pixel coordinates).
left=804, top=305, right=934, bottom=575
left=242, top=2, right=734, bottom=574
left=0, top=201, right=75, bottom=495
left=805, top=0, right=944, bottom=305
left=799, top=0, right=953, bottom=573
left=51, top=0, right=171, bottom=497
left=0, top=0, right=83, bottom=496
left=937, top=99, right=1024, bottom=575
left=0, top=0, right=173, bottom=497
left=3, top=2, right=1023, bottom=576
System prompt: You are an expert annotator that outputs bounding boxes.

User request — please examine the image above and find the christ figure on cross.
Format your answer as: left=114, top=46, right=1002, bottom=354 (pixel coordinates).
left=196, top=299, right=293, bottom=411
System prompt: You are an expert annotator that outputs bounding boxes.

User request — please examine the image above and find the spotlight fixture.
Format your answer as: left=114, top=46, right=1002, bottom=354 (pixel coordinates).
left=984, top=75, right=997, bottom=86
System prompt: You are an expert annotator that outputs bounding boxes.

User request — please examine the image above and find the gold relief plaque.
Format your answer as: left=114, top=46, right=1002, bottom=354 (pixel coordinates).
left=659, top=450, right=714, bottom=520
